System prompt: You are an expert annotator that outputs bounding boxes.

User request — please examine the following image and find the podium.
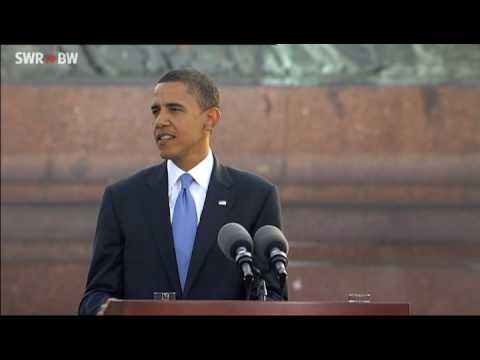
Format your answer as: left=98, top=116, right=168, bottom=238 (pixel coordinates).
left=103, top=299, right=409, bottom=315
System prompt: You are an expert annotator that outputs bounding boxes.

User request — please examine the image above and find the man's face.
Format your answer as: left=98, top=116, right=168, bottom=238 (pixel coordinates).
left=151, top=81, right=216, bottom=170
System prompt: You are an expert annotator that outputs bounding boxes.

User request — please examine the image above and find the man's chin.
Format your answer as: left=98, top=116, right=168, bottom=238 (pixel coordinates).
left=159, top=151, right=176, bottom=161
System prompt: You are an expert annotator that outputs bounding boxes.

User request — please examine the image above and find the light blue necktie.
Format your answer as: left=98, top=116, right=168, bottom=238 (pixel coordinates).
left=172, top=173, right=198, bottom=291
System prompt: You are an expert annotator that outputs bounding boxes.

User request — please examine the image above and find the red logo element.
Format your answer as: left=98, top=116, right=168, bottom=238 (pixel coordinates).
left=46, top=54, right=57, bottom=63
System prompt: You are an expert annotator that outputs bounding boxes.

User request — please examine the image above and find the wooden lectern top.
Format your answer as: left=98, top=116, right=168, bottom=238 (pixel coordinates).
left=103, top=299, right=409, bottom=316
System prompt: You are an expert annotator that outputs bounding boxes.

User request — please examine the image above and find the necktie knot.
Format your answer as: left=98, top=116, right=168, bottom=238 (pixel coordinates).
left=180, top=173, right=194, bottom=190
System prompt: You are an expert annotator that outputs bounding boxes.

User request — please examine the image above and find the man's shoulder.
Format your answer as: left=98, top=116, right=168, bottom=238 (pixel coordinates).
left=107, top=163, right=164, bottom=193
left=223, top=164, right=276, bottom=191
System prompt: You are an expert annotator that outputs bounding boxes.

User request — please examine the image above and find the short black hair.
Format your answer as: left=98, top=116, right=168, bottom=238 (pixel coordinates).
left=157, top=68, right=220, bottom=111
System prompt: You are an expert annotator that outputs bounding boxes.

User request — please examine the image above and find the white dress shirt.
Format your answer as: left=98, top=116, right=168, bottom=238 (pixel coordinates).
left=167, top=148, right=214, bottom=224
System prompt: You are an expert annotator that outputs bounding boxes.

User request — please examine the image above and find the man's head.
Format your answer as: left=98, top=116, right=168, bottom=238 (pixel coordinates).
left=157, top=69, right=220, bottom=111
left=151, top=69, right=221, bottom=171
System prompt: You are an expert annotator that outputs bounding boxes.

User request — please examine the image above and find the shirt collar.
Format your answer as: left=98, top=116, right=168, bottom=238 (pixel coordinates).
left=167, top=148, right=214, bottom=192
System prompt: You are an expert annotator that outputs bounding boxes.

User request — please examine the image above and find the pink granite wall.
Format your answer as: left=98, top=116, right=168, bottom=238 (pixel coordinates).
left=2, top=85, right=479, bottom=314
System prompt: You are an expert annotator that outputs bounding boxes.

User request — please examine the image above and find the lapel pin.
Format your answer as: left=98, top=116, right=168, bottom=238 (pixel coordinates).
left=218, top=200, right=227, bottom=206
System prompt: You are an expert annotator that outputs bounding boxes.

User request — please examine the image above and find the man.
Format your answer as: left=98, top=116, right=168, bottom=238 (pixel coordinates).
left=79, top=69, right=287, bottom=315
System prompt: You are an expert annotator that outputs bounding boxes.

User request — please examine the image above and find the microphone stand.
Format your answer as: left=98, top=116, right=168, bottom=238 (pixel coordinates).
left=270, top=249, right=288, bottom=293
left=236, top=247, right=254, bottom=300
left=258, top=279, right=267, bottom=301
left=250, top=266, right=267, bottom=301
left=244, top=276, right=253, bottom=301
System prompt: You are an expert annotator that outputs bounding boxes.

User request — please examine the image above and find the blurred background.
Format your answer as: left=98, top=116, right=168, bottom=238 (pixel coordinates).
left=1, top=44, right=480, bottom=315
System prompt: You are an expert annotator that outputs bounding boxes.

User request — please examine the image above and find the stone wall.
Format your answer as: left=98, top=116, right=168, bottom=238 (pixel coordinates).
left=3, top=44, right=480, bottom=85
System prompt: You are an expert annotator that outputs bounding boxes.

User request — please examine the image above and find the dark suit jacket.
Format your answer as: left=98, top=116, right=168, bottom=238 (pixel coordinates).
left=79, top=155, right=287, bottom=315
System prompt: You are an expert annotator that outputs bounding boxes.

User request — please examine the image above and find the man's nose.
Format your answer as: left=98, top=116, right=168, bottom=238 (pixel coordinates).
left=154, top=113, right=170, bottom=127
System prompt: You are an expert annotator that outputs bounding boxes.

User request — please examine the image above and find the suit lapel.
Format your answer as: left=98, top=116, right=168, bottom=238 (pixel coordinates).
left=183, top=156, right=235, bottom=296
left=143, top=162, right=182, bottom=296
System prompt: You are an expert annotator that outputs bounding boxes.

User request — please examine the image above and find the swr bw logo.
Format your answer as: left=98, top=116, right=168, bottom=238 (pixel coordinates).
left=15, top=52, right=79, bottom=65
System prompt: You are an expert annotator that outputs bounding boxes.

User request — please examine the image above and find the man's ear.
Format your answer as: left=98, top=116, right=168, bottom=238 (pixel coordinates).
left=204, top=107, right=221, bottom=132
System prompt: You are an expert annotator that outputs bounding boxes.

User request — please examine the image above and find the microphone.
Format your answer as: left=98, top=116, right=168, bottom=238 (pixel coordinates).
left=217, top=223, right=255, bottom=298
left=253, top=225, right=289, bottom=290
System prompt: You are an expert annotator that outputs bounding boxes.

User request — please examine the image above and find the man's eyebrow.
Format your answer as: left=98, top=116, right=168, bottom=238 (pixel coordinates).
left=165, top=102, right=186, bottom=109
left=150, top=102, right=186, bottom=112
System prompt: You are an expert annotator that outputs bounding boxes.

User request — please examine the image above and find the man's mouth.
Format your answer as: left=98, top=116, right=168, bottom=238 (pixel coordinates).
left=156, top=134, right=176, bottom=142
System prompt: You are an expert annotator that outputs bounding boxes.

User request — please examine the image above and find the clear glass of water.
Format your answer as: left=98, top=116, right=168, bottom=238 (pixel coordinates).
left=347, top=293, right=371, bottom=303
left=153, top=292, right=176, bottom=301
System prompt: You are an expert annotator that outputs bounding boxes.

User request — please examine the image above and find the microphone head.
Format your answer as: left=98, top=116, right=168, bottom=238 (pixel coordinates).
left=253, top=225, right=289, bottom=269
left=217, top=223, right=253, bottom=262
